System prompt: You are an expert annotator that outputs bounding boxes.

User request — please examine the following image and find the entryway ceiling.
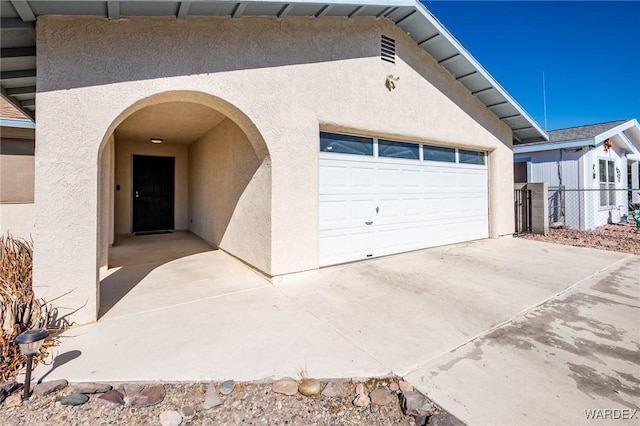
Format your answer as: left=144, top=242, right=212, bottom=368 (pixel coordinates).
left=114, top=102, right=226, bottom=145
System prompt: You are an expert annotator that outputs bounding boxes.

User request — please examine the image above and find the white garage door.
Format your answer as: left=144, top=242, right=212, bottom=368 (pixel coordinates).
left=319, top=132, right=489, bottom=266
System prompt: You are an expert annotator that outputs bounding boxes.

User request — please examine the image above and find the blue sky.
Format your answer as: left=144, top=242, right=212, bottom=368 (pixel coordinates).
left=423, top=1, right=640, bottom=131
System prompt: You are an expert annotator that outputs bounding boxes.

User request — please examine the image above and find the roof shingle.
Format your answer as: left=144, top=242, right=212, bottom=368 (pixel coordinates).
left=547, top=120, right=629, bottom=142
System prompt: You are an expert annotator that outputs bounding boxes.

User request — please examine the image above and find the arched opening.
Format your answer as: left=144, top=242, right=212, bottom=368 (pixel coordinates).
left=97, top=91, right=271, bottom=319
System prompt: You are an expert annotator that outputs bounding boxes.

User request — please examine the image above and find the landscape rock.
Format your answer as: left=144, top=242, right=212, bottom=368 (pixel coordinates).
left=123, top=384, right=144, bottom=396
left=219, top=380, right=235, bottom=395
left=428, top=412, right=467, bottom=426
left=272, top=379, right=298, bottom=396
left=125, top=384, right=165, bottom=407
left=321, top=380, right=345, bottom=398
left=355, top=383, right=367, bottom=395
left=159, top=410, right=182, bottom=426
left=70, top=382, right=112, bottom=394
left=4, top=393, right=22, bottom=407
left=398, top=380, right=414, bottom=392
left=0, top=381, right=21, bottom=394
left=60, top=393, right=89, bottom=406
left=389, top=382, right=399, bottom=392
left=32, top=379, right=68, bottom=397
left=298, top=379, right=322, bottom=397
left=96, top=389, right=125, bottom=408
left=353, top=393, right=370, bottom=407
left=414, top=414, right=430, bottom=426
left=0, top=378, right=441, bottom=425
left=203, top=383, right=223, bottom=409
left=399, top=391, right=434, bottom=417
left=370, top=388, right=395, bottom=406
left=181, top=406, right=196, bottom=419
left=0, top=382, right=21, bottom=403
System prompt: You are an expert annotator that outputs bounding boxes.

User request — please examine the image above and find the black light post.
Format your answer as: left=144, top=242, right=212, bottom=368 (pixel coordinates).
left=15, top=328, right=49, bottom=399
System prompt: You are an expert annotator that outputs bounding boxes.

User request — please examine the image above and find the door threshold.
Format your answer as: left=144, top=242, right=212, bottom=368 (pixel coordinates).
left=133, top=230, right=174, bottom=236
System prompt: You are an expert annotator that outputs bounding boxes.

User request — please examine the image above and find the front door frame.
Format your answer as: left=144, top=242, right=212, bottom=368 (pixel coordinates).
left=131, top=154, right=175, bottom=233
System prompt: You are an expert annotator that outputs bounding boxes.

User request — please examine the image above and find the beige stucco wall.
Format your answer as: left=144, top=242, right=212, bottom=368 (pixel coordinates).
left=98, top=135, right=115, bottom=272
left=34, top=16, right=513, bottom=323
left=113, top=139, right=189, bottom=234
left=189, top=118, right=271, bottom=274
left=0, top=203, right=34, bottom=239
left=0, top=155, right=34, bottom=202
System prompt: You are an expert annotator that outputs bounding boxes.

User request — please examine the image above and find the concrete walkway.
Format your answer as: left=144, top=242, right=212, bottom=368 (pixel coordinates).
left=34, top=235, right=639, bottom=424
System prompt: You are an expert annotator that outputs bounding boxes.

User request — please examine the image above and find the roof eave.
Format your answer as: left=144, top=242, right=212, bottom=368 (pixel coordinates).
left=410, top=3, right=548, bottom=142
left=0, top=0, right=548, bottom=141
left=513, top=139, right=592, bottom=154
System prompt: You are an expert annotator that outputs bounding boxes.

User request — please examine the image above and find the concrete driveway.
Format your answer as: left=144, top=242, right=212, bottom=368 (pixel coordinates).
left=34, top=235, right=639, bottom=425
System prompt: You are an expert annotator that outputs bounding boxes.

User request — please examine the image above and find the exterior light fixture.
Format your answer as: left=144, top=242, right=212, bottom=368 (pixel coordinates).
left=150, top=138, right=163, bottom=144
left=15, top=328, right=49, bottom=399
left=385, top=74, right=399, bottom=91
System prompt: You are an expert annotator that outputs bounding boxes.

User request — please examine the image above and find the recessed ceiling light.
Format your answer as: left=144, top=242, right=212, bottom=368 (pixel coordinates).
left=150, top=138, right=163, bottom=144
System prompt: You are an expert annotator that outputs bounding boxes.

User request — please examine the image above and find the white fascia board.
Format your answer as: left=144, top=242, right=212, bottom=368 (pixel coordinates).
left=594, top=119, right=639, bottom=144
left=513, top=139, right=592, bottom=154
left=593, top=119, right=639, bottom=154
left=413, top=2, right=548, bottom=142
left=618, top=131, right=639, bottom=155
left=0, top=117, right=35, bottom=129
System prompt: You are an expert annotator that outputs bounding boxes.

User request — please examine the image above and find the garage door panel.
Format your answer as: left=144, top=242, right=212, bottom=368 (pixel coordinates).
left=351, top=199, right=376, bottom=222
left=351, top=230, right=376, bottom=257
left=319, top=194, right=376, bottom=230
left=319, top=164, right=348, bottom=189
left=401, top=197, right=423, bottom=217
left=319, top=148, right=488, bottom=266
left=351, top=166, right=377, bottom=188
left=318, top=232, right=349, bottom=265
left=318, top=199, right=349, bottom=229
left=400, top=169, right=421, bottom=187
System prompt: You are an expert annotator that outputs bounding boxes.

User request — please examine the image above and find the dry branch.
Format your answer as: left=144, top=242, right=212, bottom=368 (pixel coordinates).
left=0, top=234, right=62, bottom=382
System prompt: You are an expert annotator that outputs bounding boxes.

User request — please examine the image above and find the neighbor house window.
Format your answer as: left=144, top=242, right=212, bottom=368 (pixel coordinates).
left=378, top=139, right=419, bottom=159
left=424, top=145, right=455, bottom=163
left=458, top=149, right=486, bottom=165
left=320, top=132, right=373, bottom=156
left=599, top=159, right=616, bottom=207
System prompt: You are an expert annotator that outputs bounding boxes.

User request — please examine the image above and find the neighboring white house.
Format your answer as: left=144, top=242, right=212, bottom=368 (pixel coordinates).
left=514, top=119, right=640, bottom=230
left=0, top=0, right=548, bottom=324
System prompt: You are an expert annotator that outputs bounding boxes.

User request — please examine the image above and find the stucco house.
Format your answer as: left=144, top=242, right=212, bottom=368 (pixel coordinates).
left=0, top=98, right=35, bottom=238
left=514, top=119, right=640, bottom=230
left=0, top=0, right=548, bottom=324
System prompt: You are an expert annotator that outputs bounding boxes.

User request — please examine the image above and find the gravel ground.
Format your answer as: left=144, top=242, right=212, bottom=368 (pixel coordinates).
left=522, top=221, right=640, bottom=255
left=1, top=378, right=461, bottom=426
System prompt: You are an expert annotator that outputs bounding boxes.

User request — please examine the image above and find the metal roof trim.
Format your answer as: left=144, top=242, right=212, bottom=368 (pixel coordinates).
left=0, top=116, right=35, bottom=128
left=410, top=2, right=548, bottom=142
left=513, top=139, right=592, bottom=154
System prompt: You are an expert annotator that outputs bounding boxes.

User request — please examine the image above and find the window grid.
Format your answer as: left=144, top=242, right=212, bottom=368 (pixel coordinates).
left=320, top=132, right=486, bottom=166
left=599, top=158, right=616, bottom=208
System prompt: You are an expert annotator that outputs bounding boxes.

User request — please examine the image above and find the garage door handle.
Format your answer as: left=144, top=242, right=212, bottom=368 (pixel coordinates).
left=365, top=221, right=373, bottom=225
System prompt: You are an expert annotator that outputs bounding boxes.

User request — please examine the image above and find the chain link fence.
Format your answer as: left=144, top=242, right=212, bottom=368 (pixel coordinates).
left=548, top=187, right=640, bottom=230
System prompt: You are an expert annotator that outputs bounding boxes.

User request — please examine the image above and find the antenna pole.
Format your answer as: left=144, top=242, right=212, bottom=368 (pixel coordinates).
left=542, top=71, right=548, bottom=131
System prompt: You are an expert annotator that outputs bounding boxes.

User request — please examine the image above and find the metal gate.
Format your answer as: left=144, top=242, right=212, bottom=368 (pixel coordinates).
left=514, top=188, right=532, bottom=235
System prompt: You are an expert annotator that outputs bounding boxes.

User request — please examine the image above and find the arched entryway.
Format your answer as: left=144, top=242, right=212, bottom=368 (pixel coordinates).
left=97, top=91, right=271, bottom=318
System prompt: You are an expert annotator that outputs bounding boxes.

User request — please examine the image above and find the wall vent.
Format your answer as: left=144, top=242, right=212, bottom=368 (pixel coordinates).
left=381, top=35, right=396, bottom=64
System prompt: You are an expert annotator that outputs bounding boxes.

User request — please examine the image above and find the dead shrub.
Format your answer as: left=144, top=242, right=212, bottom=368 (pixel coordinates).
left=0, top=233, right=61, bottom=382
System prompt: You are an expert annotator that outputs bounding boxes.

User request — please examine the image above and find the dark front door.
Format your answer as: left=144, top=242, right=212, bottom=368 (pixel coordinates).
left=132, top=155, right=175, bottom=233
